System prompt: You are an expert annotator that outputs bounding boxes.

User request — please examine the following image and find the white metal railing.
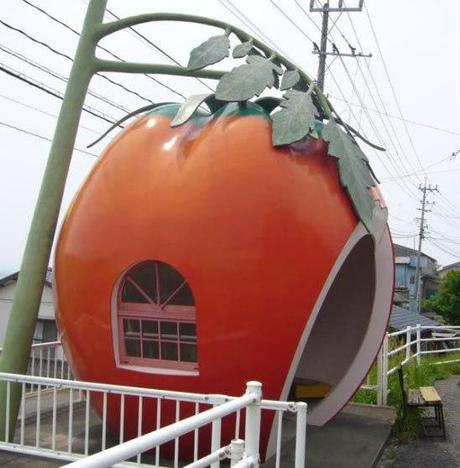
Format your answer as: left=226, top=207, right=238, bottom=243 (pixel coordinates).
left=361, top=325, right=460, bottom=405
left=0, top=372, right=307, bottom=468
left=0, top=341, right=72, bottom=390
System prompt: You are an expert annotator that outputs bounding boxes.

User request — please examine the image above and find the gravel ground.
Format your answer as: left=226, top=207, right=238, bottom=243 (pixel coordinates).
left=378, top=374, right=460, bottom=468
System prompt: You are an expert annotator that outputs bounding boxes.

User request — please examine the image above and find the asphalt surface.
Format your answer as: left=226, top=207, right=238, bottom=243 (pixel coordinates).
left=378, top=374, right=460, bottom=468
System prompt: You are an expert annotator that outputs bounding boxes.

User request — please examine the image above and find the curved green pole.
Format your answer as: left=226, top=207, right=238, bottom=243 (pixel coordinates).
left=0, top=5, right=329, bottom=441
left=0, top=0, right=108, bottom=440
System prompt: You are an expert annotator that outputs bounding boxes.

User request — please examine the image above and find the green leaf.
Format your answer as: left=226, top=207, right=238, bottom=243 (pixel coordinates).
left=187, top=34, right=230, bottom=71
left=171, top=93, right=214, bottom=127
left=232, top=41, right=253, bottom=58
left=247, top=55, right=283, bottom=74
left=322, top=121, right=377, bottom=232
left=215, top=56, right=278, bottom=101
left=271, top=90, right=317, bottom=146
left=280, top=70, right=300, bottom=90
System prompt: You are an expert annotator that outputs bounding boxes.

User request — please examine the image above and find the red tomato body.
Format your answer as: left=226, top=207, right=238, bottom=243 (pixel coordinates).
left=55, top=103, right=370, bottom=459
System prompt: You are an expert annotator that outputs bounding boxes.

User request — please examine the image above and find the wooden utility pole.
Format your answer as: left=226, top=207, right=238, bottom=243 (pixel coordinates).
left=414, top=180, right=438, bottom=312
left=310, top=0, right=370, bottom=92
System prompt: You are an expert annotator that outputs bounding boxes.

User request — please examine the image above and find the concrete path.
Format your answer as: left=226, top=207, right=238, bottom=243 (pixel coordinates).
left=0, top=397, right=395, bottom=467
left=378, top=374, right=460, bottom=468
left=263, top=403, right=395, bottom=468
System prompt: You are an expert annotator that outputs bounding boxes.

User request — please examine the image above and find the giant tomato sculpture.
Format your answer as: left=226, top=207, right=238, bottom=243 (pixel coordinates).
left=55, top=101, right=393, bottom=459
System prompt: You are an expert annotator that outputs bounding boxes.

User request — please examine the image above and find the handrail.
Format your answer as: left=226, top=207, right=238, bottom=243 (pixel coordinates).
left=64, top=382, right=262, bottom=468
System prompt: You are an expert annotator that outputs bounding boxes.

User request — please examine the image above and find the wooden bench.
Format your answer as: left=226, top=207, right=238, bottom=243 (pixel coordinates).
left=291, top=378, right=331, bottom=399
left=397, top=365, right=446, bottom=438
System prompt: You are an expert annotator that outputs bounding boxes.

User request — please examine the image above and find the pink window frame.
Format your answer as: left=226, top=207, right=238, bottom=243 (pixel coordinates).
left=116, top=263, right=197, bottom=372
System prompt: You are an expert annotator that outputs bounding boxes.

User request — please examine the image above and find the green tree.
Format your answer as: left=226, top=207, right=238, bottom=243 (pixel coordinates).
left=423, top=270, right=460, bottom=324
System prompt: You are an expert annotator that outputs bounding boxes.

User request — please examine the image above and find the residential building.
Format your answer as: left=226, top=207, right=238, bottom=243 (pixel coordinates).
left=393, top=244, right=439, bottom=310
left=438, top=260, right=460, bottom=279
left=0, top=269, right=57, bottom=347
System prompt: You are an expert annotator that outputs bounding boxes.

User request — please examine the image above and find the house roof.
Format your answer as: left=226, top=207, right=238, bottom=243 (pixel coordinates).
left=390, top=305, right=441, bottom=332
left=393, top=244, right=436, bottom=262
left=439, top=260, right=460, bottom=273
left=0, top=268, right=53, bottom=287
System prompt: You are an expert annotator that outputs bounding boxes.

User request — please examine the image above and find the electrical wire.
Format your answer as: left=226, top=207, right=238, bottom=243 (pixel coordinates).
left=0, top=18, right=153, bottom=104
left=334, top=53, right=419, bottom=199
left=104, top=7, right=214, bottom=93
left=328, top=94, right=460, bottom=136
left=363, top=4, right=425, bottom=174
left=307, top=1, right=426, bottom=190
left=0, top=63, right=119, bottom=126
left=222, top=0, right=299, bottom=65
left=0, top=43, right=130, bottom=114
left=19, top=0, right=185, bottom=100
left=268, top=0, right=316, bottom=44
left=0, top=120, right=98, bottom=157
left=337, top=5, right=424, bottom=184
left=0, top=93, right=104, bottom=137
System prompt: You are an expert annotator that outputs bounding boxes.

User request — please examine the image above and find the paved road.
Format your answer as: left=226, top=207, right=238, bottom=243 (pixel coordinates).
left=378, top=374, right=460, bottom=468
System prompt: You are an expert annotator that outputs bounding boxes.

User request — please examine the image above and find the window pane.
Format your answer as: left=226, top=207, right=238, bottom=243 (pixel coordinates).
left=142, top=320, right=158, bottom=337
left=128, top=261, right=158, bottom=302
left=122, top=280, right=149, bottom=303
left=161, top=342, right=178, bottom=361
left=180, top=343, right=197, bottom=362
left=160, top=321, right=177, bottom=338
left=157, top=263, right=193, bottom=305
left=143, top=340, right=159, bottom=359
left=169, top=282, right=195, bottom=306
left=125, top=339, right=141, bottom=357
left=124, top=319, right=140, bottom=336
left=179, top=323, right=196, bottom=342
left=43, top=320, right=58, bottom=342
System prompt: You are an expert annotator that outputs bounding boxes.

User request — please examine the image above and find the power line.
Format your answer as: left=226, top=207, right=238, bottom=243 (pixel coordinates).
left=104, top=7, right=214, bottom=93
left=0, top=18, right=154, bottom=104
left=0, top=93, right=104, bottom=137
left=19, top=0, right=185, bottom=100
left=268, top=1, right=316, bottom=44
left=318, top=7, right=424, bottom=186
left=363, top=4, right=425, bottom=174
left=380, top=155, right=460, bottom=182
left=222, top=0, right=297, bottom=62
left=0, top=63, right=119, bottom=126
left=0, top=43, right=130, bottom=114
left=329, top=94, right=460, bottom=136
left=0, top=120, right=98, bottom=157
left=335, top=53, right=419, bottom=199
left=426, top=238, right=460, bottom=259
left=337, top=7, right=424, bottom=184
left=292, top=0, right=420, bottom=199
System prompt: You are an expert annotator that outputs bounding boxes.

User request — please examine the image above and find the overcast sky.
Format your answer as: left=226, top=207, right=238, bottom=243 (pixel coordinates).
left=0, top=0, right=459, bottom=276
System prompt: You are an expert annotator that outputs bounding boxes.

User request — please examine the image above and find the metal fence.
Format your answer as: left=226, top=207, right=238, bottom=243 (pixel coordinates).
left=0, top=340, right=72, bottom=390
left=0, top=371, right=306, bottom=467
left=361, top=325, right=460, bottom=405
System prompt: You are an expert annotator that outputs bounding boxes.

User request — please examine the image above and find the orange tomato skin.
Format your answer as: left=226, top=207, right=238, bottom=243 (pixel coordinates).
left=55, top=104, right=358, bottom=457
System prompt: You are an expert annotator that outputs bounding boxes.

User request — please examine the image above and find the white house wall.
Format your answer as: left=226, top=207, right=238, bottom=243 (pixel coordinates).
left=0, top=282, right=55, bottom=347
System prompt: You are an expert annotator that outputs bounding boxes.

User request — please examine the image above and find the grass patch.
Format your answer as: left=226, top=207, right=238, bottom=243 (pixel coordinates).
left=353, top=350, right=460, bottom=440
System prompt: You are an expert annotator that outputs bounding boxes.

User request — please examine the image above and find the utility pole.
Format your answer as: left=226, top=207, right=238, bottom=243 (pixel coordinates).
left=413, top=180, right=439, bottom=313
left=310, top=0, right=371, bottom=92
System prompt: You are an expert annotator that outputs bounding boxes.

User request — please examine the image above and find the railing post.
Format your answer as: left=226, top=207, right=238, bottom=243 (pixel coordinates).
left=211, top=410, right=222, bottom=468
left=416, top=324, right=421, bottom=365
left=229, top=438, right=245, bottom=466
left=405, top=326, right=411, bottom=363
left=294, top=402, right=307, bottom=468
left=376, top=343, right=383, bottom=406
left=381, top=333, right=389, bottom=405
left=244, top=381, right=262, bottom=467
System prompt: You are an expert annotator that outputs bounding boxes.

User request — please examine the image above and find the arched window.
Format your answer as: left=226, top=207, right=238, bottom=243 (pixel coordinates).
left=116, top=261, right=197, bottom=372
